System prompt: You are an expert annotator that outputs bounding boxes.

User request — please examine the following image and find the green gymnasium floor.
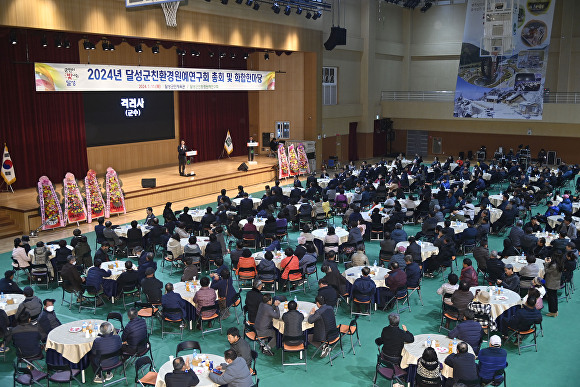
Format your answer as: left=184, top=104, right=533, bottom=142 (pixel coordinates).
left=1, top=181, right=579, bottom=386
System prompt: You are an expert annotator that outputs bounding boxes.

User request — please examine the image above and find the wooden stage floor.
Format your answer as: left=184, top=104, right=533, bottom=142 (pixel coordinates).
left=0, top=155, right=277, bottom=241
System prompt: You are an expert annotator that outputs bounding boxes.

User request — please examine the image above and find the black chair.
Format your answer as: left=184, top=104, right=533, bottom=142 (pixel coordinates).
left=222, top=291, right=243, bottom=324
left=11, top=257, right=26, bottom=283
left=372, top=352, right=407, bottom=387
left=480, top=363, right=508, bottom=387
left=46, top=362, right=81, bottom=386
left=338, top=318, right=361, bottom=355
left=29, top=264, right=50, bottom=289
left=94, top=349, right=127, bottom=386
left=79, top=284, right=105, bottom=314
left=250, top=350, right=259, bottom=383
left=121, top=281, right=141, bottom=309
left=60, top=280, right=79, bottom=310
left=134, top=356, right=158, bottom=387
left=281, top=334, right=307, bottom=371
left=242, top=230, right=260, bottom=250
left=135, top=302, right=159, bottom=335
left=106, top=312, right=124, bottom=334
left=439, top=302, right=460, bottom=333
left=13, top=358, right=47, bottom=387
left=124, top=335, right=155, bottom=369
left=175, top=340, right=202, bottom=357
left=303, top=262, right=318, bottom=289
left=257, top=269, right=277, bottom=294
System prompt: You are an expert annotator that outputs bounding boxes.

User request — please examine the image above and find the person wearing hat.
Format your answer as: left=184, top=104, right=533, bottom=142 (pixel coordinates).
left=0, top=270, right=23, bottom=294
left=14, top=286, right=43, bottom=322
left=37, top=298, right=61, bottom=337
left=467, top=289, right=497, bottom=331
left=497, top=264, right=520, bottom=292
left=140, top=267, right=162, bottom=304
left=449, top=309, right=484, bottom=354
left=477, top=335, right=508, bottom=385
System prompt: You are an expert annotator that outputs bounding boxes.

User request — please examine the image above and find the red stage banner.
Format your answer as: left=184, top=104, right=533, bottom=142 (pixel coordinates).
left=105, top=167, right=126, bottom=216
left=63, top=173, right=87, bottom=224
left=37, top=176, right=65, bottom=230
left=277, top=144, right=290, bottom=179
left=287, top=144, right=300, bottom=176
left=296, top=143, right=310, bottom=175
left=85, top=169, right=105, bottom=223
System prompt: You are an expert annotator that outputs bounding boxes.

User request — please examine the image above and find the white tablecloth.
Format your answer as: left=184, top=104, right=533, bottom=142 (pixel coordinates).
left=546, top=215, right=580, bottom=229
left=114, top=225, right=150, bottom=238
left=100, top=260, right=137, bottom=280
left=396, top=241, right=439, bottom=262
left=489, top=195, right=512, bottom=208
left=232, top=197, right=261, bottom=209
left=28, top=245, right=72, bottom=260
left=155, top=353, right=224, bottom=387
left=533, top=232, right=568, bottom=247
left=172, top=281, right=218, bottom=306
left=470, top=286, right=521, bottom=320
left=252, top=251, right=285, bottom=270
left=179, top=237, right=209, bottom=255
left=483, top=173, right=492, bottom=181
left=317, top=179, right=331, bottom=188
left=187, top=209, right=207, bottom=223
left=239, top=218, right=266, bottom=233
left=503, top=256, right=545, bottom=277
left=45, top=320, right=107, bottom=363
left=400, top=333, right=475, bottom=379
left=0, top=294, right=25, bottom=316
left=312, top=227, right=349, bottom=244
left=437, top=221, right=468, bottom=234
left=273, top=301, right=316, bottom=332
left=362, top=210, right=389, bottom=223
left=343, top=265, right=389, bottom=288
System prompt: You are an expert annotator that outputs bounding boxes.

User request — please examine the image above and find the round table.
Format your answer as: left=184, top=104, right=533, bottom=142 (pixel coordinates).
left=100, top=260, right=136, bottom=281
left=533, top=231, right=568, bottom=247
left=239, top=218, right=266, bottom=233
left=475, top=207, right=503, bottom=224
left=45, top=319, right=107, bottom=382
left=362, top=210, right=389, bottom=223
left=317, top=178, right=330, bottom=188
left=396, top=241, right=439, bottom=262
left=437, top=221, right=467, bottom=234
left=172, top=281, right=218, bottom=326
left=179, top=237, right=209, bottom=256
left=232, top=197, right=261, bottom=210
left=343, top=265, right=390, bottom=288
left=400, top=333, right=475, bottom=379
left=546, top=215, right=580, bottom=229
left=282, top=187, right=304, bottom=196
left=312, top=227, right=349, bottom=244
left=114, top=224, right=150, bottom=238
left=470, top=286, right=521, bottom=320
left=488, top=195, right=508, bottom=208
left=0, top=293, right=25, bottom=316
left=272, top=301, right=316, bottom=333
left=28, top=244, right=73, bottom=260
left=155, top=353, right=225, bottom=387
left=503, top=256, right=545, bottom=277
left=252, top=251, right=285, bottom=270
left=187, top=209, right=206, bottom=223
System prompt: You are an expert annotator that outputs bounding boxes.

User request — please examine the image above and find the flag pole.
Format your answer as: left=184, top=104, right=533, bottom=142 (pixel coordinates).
left=1, top=142, right=15, bottom=193
left=218, top=130, right=232, bottom=160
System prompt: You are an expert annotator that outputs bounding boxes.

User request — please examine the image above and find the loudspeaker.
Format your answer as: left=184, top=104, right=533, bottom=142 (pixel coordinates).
left=141, top=178, right=156, bottom=188
left=238, top=163, right=248, bottom=172
left=324, top=26, right=347, bottom=51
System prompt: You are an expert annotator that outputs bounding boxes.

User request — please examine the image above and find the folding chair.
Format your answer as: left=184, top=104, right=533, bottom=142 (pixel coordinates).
left=94, top=349, right=127, bottom=386
left=79, top=285, right=105, bottom=314
left=281, top=335, right=307, bottom=371
left=134, top=356, right=158, bottom=387
left=135, top=302, right=159, bottom=335
left=257, top=269, right=277, bottom=294
left=338, top=318, right=361, bottom=355
left=160, top=307, right=185, bottom=340
left=106, top=311, right=124, bottom=334
left=60, top=280, right=79, bottom=310
left=29, top=264, right=50, bottom=289
left=303, top=262, right=318, bottom=290
left=13, top=358, right=47, bottom=387
left=46, top=362, right=81, bottom=386
left=175, top=340, right=202, bottom=357
left=507, top=324, right=538, bottom=355
left=222, top=292, right=243, bottom=324
left=383, top=287, right=410, bottom=314
left=438, top=303, right=460, bottom=333
left=197, top=304, right=222, bottom=339
left=310, top=329, right=344, bottom=366
left=287, top=269, right=306, bottom=295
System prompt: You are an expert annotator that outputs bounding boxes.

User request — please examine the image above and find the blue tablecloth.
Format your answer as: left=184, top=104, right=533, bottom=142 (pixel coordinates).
left=46, top=348, right=91, bottom=370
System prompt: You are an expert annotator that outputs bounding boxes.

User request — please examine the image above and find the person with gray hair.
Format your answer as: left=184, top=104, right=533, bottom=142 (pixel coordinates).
left=433, top=205, right=445, bottom=223
left=376, top=312, right=414, bottom=365
left=444, top=340, right=478, bottom=386
left=90, top=321, right=122, bottom=383
left=508, top=219, right=525, bottom=248
left=121, top=307, right=148, bottom=355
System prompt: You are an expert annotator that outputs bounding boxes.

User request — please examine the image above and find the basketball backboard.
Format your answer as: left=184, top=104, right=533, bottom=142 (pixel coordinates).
left=125, top=0, right=183, bottom=8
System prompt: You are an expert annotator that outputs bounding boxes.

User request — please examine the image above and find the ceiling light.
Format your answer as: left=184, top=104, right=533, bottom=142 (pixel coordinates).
left=41, top=35, right=48, bottom=48
left=135, top=44, right=143, bottom=53
left=305, top=11, right=312, bottom=19
left=236, top=0, right=243, bottom=3
left=284, top=5, right=291, bottom=15
left=64, top=39, right=71, bottom=49
left=253, top=2, right=260, bottom=10
left=312, top=10, right=322, bottom=20
left=152, top=45, right=159, bottom=54
left=272, top=2, right=280, bottom=13
left=243, top=52, right=249, bottom=60
left=191, top=49, right=200, bottom=56
left=264, top=52, right=269, bottom=60
left=245, top=0, right=253, bottom=5
left=296, top=7, right=302, bottom=15
left=9, top=30, right=17, bottom=45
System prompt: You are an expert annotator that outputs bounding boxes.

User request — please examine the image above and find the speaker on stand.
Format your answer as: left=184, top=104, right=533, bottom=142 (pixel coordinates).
left=238, top=163, right=248, bottom=172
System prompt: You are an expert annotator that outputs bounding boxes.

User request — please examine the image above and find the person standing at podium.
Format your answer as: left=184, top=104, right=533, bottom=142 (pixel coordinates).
left=178, top=140, right=187, bottom=176
left=248, top=136, right=255, bottom=162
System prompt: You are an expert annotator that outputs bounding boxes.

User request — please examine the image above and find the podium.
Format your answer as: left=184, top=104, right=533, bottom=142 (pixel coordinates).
left=185, top=150, right=197, bottom=176
left=247, top=142, right=259, bottom=164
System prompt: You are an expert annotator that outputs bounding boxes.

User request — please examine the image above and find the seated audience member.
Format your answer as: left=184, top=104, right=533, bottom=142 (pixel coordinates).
left=351, top=266, right=377, bottom=306
left=404, top=255, right=421, bottom=288
left=380, top=261, right=407, bottom=308
left=137, top=253, right=157, bottom=280
left=236, top=249, right=258, bottom=277
left=257, top=251, right=277, bottom=281
left=226, top=327, right=252, bottom=369
left=15, top=286, right=42, bottom=321
left=181, top=257, right=199, bottom=282
left=208, top=349, right=254, bottom=387
left=0, top=270, right=23, bottom=294
left=90, top=322, right=122, bottom=383
left=161, top=283, right=187, bottom=321
left=86, top=259, right=111, bottom=298
left=37, top=298, right=61, bottom=337
left=436, top=273, right=459, bottom=298
left=415, top=347, right=442, bottom=387
left=121, top=308, right=148, bottom=355
left=444, top=341, right=478, bottom=386
left=349, top=245, right=370, bottom=268
left=103, top=221, right=125, bottom=249
left=282, top=300, right=305, bottom=346
left=141, top=268, right=163, bottom=304
left=229, top=240, right=244, bottom=270
left=94, top=242, right=111, bottom=264
left=459, top=258, right=478, bottom=287
left=31, top=241, right=55, bottom=279
left=467, top=290, right=496, bottom=331
left=449, top=309, right=484, bottom=355
left=166, top=233, right=184, bottom=260
left=254, top=294, right=281, bottom=355
left=445, top=281, right=474, bottom=319
left=299, top=244, right=318, bottom=274
left=192, top=277, right=218, bottom=321
left=11, top=311, right=45, bottom=359
left=519, top=255, right=540, bottom=291
left=244, top=279, right=263, bottom=324
left=317, top=278, right=338, bottom=307
left=496, top=264, right=520, bottom=292
left=164, top=357, right=200, bottom=387
left=477, top=335, right=508, bottom=385
left=12, top=237, right=31, bottom=271
left=486, top=251, right=505, bottom=283
left=280, top=247, right=301, bottom=290
left=307, top=295, right=339, bottom=356
left=501, top=296, right=542, bottom=335
left=116, top=261, right=139, bottom=297
left=210, top=270, right=236, bottom=318
left=377, top=312, right=414, bottom=365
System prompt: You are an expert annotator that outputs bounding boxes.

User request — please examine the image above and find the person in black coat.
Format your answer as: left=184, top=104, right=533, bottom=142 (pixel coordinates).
left=165, top=357, right=200, bottom=387
left=91, top=322, right=122, bottom=382
left=405, top=236, right=422, bottom=264
left=94, top=242, right=111, bottom=264
left=161, top=283, right=187, bottom=321
left=317, top=279, right=338, bottom=307
left=11, top=311, right=44, bottom=358
left=178, top=140, right=187, bottom=176
left=121, top=308, right=148, bottom=355
left=244, top=280, right=263, bottom=323
left=140, top=268, right=163, bottom=304
left=377, top=312, right=414, bottom=365
left=116, top=261, right=140, bottom=297
left=0, top=270, right=23, bottom=294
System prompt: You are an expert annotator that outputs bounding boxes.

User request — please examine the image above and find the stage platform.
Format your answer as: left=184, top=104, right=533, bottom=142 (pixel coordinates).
left=0, top=155, right=277, bottom=237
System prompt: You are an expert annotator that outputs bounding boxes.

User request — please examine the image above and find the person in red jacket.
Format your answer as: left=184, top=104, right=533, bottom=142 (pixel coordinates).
left=460, top=258, right=478, bottom=287
left=280, top=247, right=300, bottom=290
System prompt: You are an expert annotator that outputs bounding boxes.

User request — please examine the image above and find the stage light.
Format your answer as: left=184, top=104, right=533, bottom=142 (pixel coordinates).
left=102, top=41, right=109, bottom=51
left=177, top=48, right=186, bottom=56
left=64, top=39, right=71, bottom=49
left=83, top=40, right=93, bottom=50
left=253, top=2, right=260, bottom=10
left=305, top=11, right=312, bottom=19
left=235, top=0, right=243, bottom=3
left=41, top=35, right=48, bottom=48
left=191, top=49, right=200, bottom=56
left=284, top=5, right=291, bottom=15
left=209, top=51, right=215, bottom=58
left=420, top=2, right=432, bottom=12
left=245, top=0, right=253, bottom=5
left=135, top=44, right=143, bottom=53
left=272, top=2, right=280, bottom=13
left=221, top=0, right=228, bottom=4
left=296, top=7, right=302, bottom=15
left=243, top=52, right=249, bottom=59
left=55, top=37, right=63, bottom=48
left=9, top=30, right=17, bottom=45
left=220, top=52, right=226, bottom=58
left=109, top=42, right=115, bottom=51
left=264, top=52, right=269, bottom=60
left=231, top=52, right=236, bottom=59
left=312, top=10, right=321, bottom=20
left=152, top=45, right=159, bottom=54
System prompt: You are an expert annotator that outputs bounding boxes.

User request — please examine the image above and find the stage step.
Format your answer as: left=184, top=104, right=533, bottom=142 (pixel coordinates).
left=0, top=210, right=23, bottom=238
